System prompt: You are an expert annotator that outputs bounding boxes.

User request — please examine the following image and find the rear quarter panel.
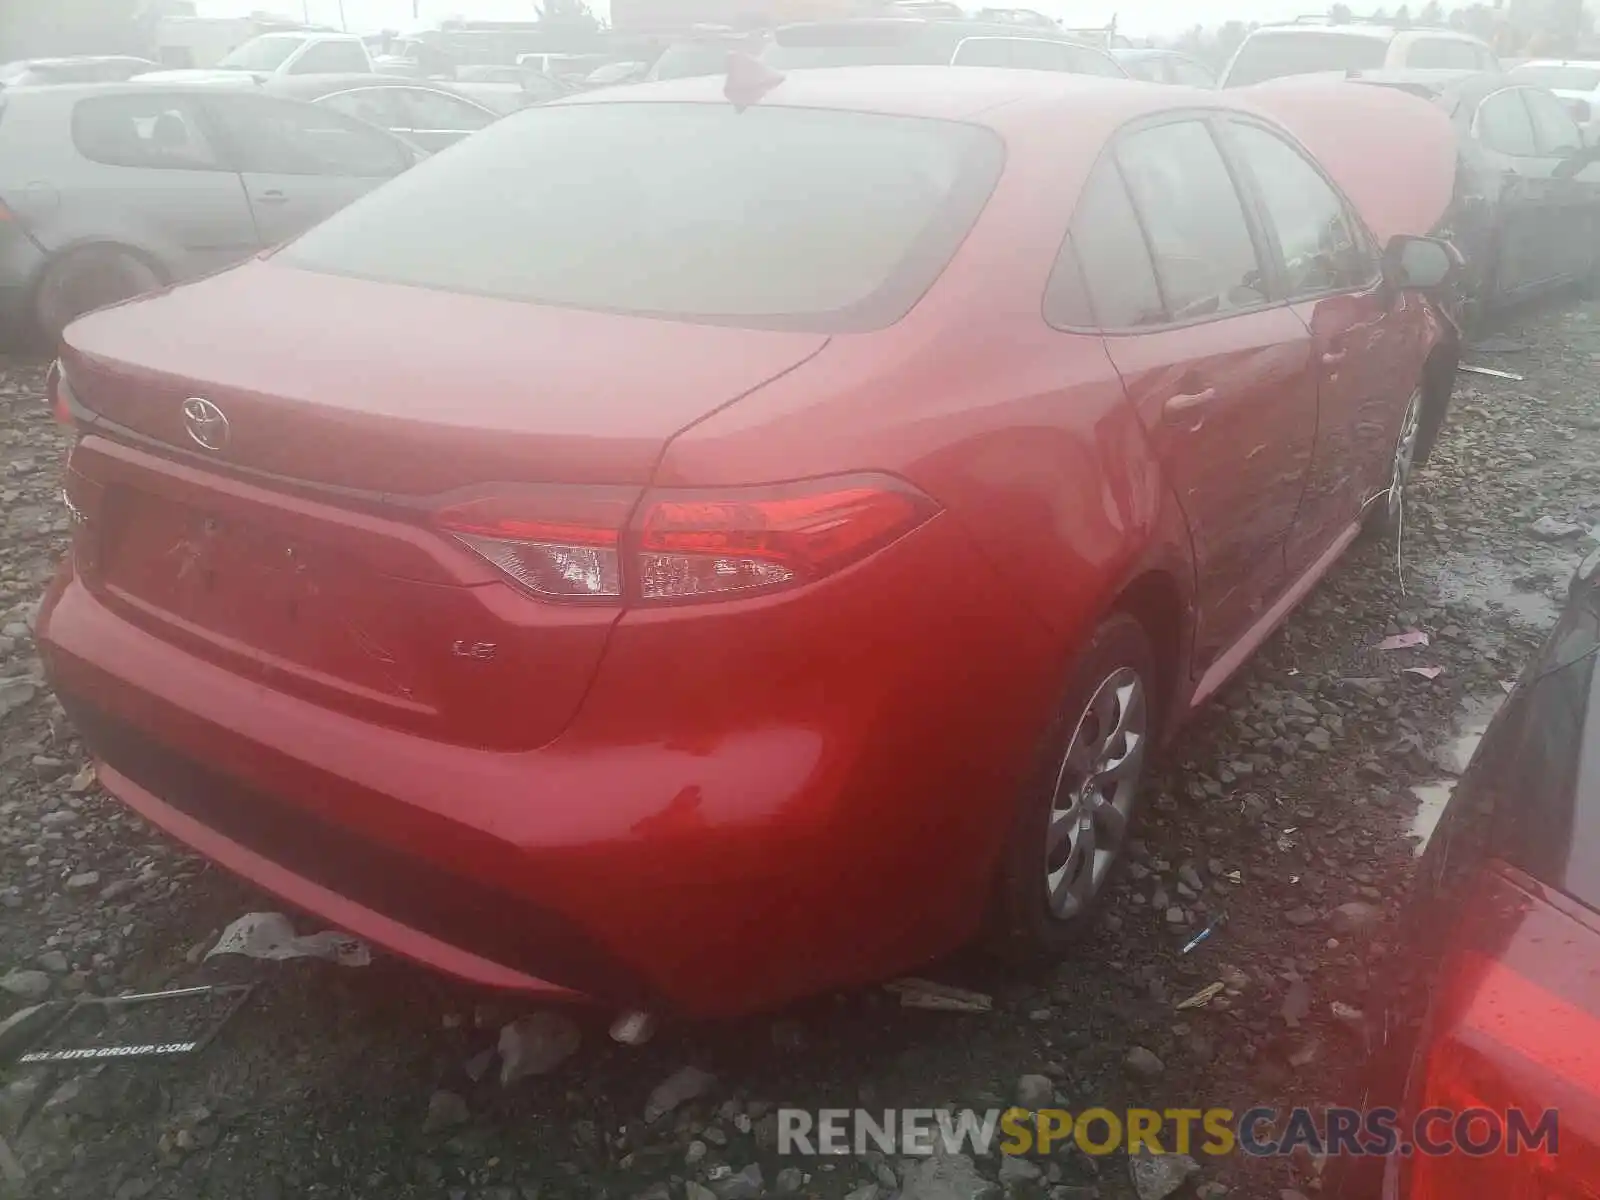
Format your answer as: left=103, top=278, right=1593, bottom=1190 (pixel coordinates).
left=656, top=110, right=1195, bottom=670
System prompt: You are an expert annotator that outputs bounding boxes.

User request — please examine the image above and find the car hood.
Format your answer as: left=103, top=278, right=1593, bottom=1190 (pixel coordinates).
left=1242, top=78, right=1459, bottom=244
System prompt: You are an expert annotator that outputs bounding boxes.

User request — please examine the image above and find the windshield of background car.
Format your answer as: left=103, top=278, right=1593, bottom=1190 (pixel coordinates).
left=218, top=36, right=301, bottom=70
left=652, top=42, right=741, bottom=79
left=1224, top=32, right=1389, bottom=86
left=279, top=102, right=1005, bottom=332
left=1512, top=64, right=1600, bottom=91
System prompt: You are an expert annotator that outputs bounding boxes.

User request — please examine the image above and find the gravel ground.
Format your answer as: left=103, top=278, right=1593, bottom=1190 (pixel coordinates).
left=0, top=299, right=1596, bottom=1200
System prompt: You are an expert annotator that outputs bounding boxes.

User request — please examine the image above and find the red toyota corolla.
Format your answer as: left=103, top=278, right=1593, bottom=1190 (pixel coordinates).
left=40, top=67, right=1462, bottom=1017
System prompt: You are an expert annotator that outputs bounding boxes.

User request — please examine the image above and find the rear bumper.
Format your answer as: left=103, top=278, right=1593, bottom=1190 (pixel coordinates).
left=40, top=509, right=1061, bottom=1015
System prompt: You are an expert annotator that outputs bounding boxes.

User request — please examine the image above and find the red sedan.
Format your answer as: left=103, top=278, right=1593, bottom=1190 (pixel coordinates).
left=41, top=67, right=1461, bottom=1017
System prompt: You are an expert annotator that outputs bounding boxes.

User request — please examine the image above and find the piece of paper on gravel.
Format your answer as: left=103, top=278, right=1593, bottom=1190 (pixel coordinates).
left=206, top=912, right=371, bottom=967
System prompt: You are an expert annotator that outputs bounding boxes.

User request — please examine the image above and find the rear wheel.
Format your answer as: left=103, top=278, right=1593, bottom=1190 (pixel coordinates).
left=33, top=245, right=162, bottom=346
left=990, top=613, right=1157, bottom=960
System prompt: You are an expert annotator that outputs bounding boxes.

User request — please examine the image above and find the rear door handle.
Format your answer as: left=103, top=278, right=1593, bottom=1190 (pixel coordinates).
left=1163, top=387, right=1216, bottom=419
left=257, top=189, right=289, bottom=205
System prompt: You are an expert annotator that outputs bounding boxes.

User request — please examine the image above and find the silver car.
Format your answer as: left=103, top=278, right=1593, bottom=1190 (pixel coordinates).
left=0, top=82, right=422, bottom=344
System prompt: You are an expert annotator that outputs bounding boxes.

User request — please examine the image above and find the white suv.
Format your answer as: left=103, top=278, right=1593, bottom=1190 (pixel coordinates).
left=1220, top=21, right=1497, bottom=88
left=139, top=33, right=374, bottom=83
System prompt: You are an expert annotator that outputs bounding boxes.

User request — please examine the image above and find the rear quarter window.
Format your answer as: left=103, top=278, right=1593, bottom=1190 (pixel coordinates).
left=1223, top=32, right=1389, bottom=86
left=278, top=102, right=1005, bottom=333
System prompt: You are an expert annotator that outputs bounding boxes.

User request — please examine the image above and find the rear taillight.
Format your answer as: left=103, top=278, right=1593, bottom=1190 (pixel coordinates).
left=433, top=474, right=936, bottom=605
left=1405, top=951, right=1600, bottom=1199
left=636, top=478, right=935, bottom=601
left=433, top=485, right=633, bottom=600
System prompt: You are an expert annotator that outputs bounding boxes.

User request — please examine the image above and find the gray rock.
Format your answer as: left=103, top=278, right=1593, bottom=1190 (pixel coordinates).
left=0, top=969, right=51, bottom=1000
left=633, top=1185, right=671, bottom=1200
left=844, top=1186, right=882, bottom=1200
left=901, top=1153, right=1001, bottom=1200
left=497, top=1011, right=581, bottom=1084
left=711, top=1164, right=764, bottom=1200
left=685, top=1140, right=708, bottom=1166
left=423, top=1090, right=469, bottom=1133
left=1330, top=901, right=1381, bottom=937
left=1531, top=515, right=1584, bottom=540
left=1048, top=1189, right=1099, bottom=1200
left=1123, top=1046, right=1165, bottom=1080
left=1303, top=727, right=1333, bottom=752
left=686, top=1185, right=717, bottom=1200
left=645, top=1066, right=716, bottom=1122
left=1128, top=1149, right=1200, bottom=1200
left=1284, top=906, right=1318, bottom=927
left=774, top=1167, right=805, bottom=1195
left=1016, top=1074, right=1055, bottom=1109
left=0, top=678, right=34, bottom=721
left=37, top=950, right=68, bottom=974
left=1178, top=864, right=1204, bottom=891
left=64, top=871, right=100, bottom=892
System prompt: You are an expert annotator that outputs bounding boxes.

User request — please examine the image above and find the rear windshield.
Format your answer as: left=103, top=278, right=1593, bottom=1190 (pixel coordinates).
left=1224, top=32, right=1389, bottom=86
left=1512, top=64, right=1600, bottom=91
left=279, top=102, right=1003, bottom=332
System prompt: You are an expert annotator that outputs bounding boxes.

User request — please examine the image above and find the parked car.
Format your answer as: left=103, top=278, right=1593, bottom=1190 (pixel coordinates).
left=40, top=69, right=1460, bottom=1018
left=762, top=17, right=1127, bottom=75
left=138, top=32, right=375, bottom=83
left=1338, top=70, right=1600, bottom=330
left=1511, top=57, right=1600, bottom=130
left=1111, top=47, right=1216, bottom=87
left=1221, top=20, right=1497, bottom=87
left=259, top=74, right=503, bottom=150
left=0, top=83, right=422, bottom=343
left=0, top=57, right=160, bottom=87
left=647, top=34, right=770, bottom=82
left=1326, top=547, right=1600, bottom=1199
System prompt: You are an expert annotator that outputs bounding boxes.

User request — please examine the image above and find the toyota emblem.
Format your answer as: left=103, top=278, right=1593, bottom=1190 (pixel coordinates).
left=182, top=398, right=230, bottom=452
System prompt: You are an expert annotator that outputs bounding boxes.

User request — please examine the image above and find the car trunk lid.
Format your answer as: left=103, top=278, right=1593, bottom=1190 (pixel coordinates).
left=60, top=258, right=831, bottom=492
left=58, top=261, right=830, bottom=749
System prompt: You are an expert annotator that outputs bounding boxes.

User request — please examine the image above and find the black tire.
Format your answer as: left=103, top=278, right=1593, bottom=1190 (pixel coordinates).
left=1412, top=348, right=1458, bottom=468
left=989, top=612, right=1158, bottom=962
left=32, top=244, right=162, bottom=347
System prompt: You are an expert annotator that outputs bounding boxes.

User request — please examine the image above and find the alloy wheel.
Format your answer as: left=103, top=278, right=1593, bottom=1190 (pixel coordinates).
left=1044, top=666, right=1146, bottom=920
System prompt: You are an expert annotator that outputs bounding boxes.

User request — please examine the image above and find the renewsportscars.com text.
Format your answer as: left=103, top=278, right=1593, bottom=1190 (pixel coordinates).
left=776, top=1106, right=1559, bottom=1158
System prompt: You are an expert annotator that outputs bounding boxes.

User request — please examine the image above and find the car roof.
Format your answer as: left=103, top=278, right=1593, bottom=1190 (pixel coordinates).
left=1249, top=22, right=1400, bottom=40
left=773, top=17, right=1102, bottom=45
left=1517, top=58, right=1600, bottom=67
left=1112, top=48, right=1187, bottom=60
left=563, top=63, right=1258, bottom=129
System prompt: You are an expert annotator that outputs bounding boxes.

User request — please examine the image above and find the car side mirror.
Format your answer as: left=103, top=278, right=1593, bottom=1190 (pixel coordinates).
left=1382, top=235, right=1459, bottom=290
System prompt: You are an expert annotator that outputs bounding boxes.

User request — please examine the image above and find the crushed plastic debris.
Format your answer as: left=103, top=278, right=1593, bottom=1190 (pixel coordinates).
left=1376, top=630, right=1430, bottom=651
left=1176, top=982, right=1225, bottom=1010
left=205, top=912, right=371, bottom=967
left=883, top=978, right=993, bottom=1012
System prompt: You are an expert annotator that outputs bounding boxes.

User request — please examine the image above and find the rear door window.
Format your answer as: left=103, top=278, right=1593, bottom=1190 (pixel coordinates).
left=1223, top=32, right=1389, bottom=86
left=1226, top=121, right=1377, bottom=297
left=279, top=103, right=1003, bottom=332
left=1523, top=86, right=1584, bottom=155
left=72, top=93, right=223, bottom=171
left=204, top=94, right=411, bottom=177
left=1115, top=120, right=1268, bottom=320
left=1475, top=89, right=1539, bottom=156
left=1050, top=157, right=1165, bottom=329
left=387, top=88, right=495, bottom=132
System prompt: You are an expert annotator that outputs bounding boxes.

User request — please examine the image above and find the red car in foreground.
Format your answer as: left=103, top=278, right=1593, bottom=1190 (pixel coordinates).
left=42, top=67, right=1461, bottom=1016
